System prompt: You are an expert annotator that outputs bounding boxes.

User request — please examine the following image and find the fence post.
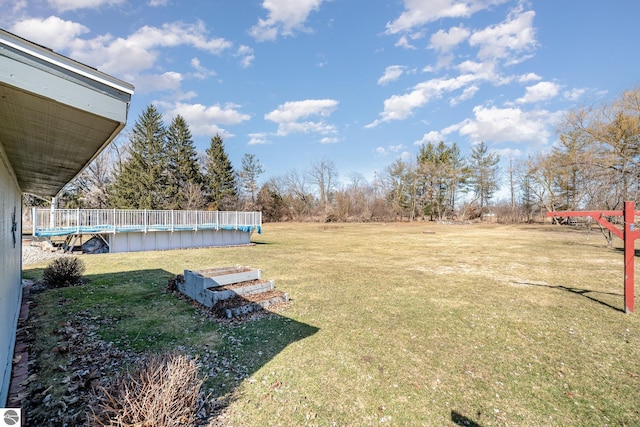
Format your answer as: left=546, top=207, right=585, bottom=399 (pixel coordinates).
left=50, top=197, right=57, bottom=229
left=32, top=207, right=37, bottom=237
left=624, top=201, right=636, bottom=313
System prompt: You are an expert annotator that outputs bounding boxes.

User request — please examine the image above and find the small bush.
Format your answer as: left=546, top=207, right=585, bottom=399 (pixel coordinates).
left=42, top=257, right=86, bottom=288
left=89, top=353, right=204, bottom=427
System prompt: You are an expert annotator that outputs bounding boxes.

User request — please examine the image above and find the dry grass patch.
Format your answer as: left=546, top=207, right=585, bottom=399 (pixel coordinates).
left=22, top=222, right=640, bottom=426
left=89, top=353, right=204, bottom=427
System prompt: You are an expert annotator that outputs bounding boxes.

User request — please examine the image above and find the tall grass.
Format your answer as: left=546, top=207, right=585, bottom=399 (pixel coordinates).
left=24, top=223, right=640, bottom=426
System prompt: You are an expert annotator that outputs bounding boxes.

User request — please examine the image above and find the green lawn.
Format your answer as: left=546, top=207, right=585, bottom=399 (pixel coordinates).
left=23, top=223, right=640, bottom=426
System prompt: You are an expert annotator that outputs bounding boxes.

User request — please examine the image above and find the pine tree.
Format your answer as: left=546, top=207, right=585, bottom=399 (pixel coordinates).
left=417, top=141, right=468, bottom=220
left=204, top=134, right=238, bottom=210
left=384, top=158, right=417, bottom=221
left=468, top=141, right=500, bottom=211
left=165, top=115, right=204, bottom=209
left=108, top=104, right=168, bottom=209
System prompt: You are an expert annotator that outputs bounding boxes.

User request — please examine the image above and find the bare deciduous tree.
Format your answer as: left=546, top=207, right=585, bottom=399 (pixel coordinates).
left=309, top=159, right=338, bottom=217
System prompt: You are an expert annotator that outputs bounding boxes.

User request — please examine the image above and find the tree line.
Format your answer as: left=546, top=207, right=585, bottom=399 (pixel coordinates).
left=27, top=104, right=260, bottom=213
left=24, top=86, right=640, bottom=224
left=518, top=87, right=640, bottom=221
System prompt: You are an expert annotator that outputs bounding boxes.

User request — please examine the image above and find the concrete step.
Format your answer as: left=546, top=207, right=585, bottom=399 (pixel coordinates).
left=191, top=266, right=261, bottom=287
left=211, top=279, right=275, bottom=301
left=175, top=265, right=287, bottom=318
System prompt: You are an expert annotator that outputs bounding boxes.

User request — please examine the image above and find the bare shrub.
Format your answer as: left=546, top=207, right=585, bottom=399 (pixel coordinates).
left=89, top=353, right=204, bottom=427
left=42, top=257, right=85, bottom=288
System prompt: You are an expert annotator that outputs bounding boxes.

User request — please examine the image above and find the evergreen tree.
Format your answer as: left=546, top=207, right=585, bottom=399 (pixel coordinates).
left=204, top=134, right=238, bottom=210
left=239, top=153, right=264, bottom=206
left=518, top=158, right=536, bottom=222
left=417, top=141, right=468, bottom=220
left=257, top=182, right=286, bottom=222
left=383, top=158, right=417, bottom=221
left=551, top=130, right=589, bottom=211
left=165, top=115, right=204, bottom=209
left=468, top=141, right=500, bottom=211
left=108, top=104, right=168, bottom=209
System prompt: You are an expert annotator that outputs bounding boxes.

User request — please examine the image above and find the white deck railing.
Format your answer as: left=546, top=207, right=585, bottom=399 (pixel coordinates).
left=32, top=208, right=262, bottom=237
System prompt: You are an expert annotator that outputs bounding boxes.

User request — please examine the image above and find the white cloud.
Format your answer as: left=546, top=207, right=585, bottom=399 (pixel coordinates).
left=374, top=147, right=388, bottom=156
left=373, top=144, right=406, bottom=156
left=414, top=130, right=445, bottom=146
left=276, top=121, right=336, bottom=136
left=148, top=0, right=169, bottom=6
left=454, top=105, right=561, bottom=145
left=0, top=0, right=27, bottom=20
left=190, top=57, right=217, bottom=79
left=126, top=21, right=231, bottom=55
left=320, top=137, right=340, bottom=144
left=378, top=65, right=406, bottom=85
left=518, top=72, right=542, bottom=83
left=135, top=71, right=182, bottom=94
left=157, top=101, right=250, bottom=138
left=248, top=133, right=270, bottom=145
left=368, top=74, right=479, bottom=126
left=46, top=0, right=125, bottom=12
left=250, top=0, right=325, bottom=41
left=563, top=88, right=587, bottom=102
left=386, top=0, right=509, bottom=35
left=429, top=25, right=470, bottom=52
left=469, top=9, right=537, bottom=61
left=265, top=99, right=339, bottom=136
left=450, top=85, right=479, bottom=105
left=516, top=81, right=560, bottom=104
left=395, top=35, right=417, bottom=49
left=458, top=60, right=502, bottom=81
left=10, top=17, right=233, bottom=95
left=235, top=45, right=255, bottom=68
left=10, top=16, right=89, bottom=51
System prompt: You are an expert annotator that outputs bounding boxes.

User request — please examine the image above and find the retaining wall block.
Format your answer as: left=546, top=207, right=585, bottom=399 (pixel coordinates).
left=200, top=289, right=217, bottom=308
left=182, top=272, right=198, bottom=300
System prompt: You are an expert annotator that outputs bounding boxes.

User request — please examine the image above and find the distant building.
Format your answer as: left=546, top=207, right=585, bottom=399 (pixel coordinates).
left=0, top=29, right=133, bottom=405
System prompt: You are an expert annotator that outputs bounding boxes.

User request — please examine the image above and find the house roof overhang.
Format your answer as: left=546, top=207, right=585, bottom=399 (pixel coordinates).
left=0, top=29, right=134, bottom=197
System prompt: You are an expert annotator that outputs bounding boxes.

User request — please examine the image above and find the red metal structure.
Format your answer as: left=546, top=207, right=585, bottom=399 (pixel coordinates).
left=547, top=201, right=637, bottom=313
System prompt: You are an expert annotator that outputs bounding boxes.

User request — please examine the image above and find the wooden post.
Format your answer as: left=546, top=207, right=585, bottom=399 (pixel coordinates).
left=624, top=201, right=636, bottom=313
left=547, top=203, right=637, bottom=313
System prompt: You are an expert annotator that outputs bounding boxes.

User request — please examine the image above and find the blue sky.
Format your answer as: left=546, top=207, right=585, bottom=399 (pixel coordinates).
left=3, top=0, right=640, bottom=191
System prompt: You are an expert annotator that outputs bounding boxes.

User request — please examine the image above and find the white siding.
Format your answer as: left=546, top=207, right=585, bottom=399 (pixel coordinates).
left=0, top=144, right=22, bottom=406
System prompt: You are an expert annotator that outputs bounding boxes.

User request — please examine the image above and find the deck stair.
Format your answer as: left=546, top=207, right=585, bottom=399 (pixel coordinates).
left=178, top=266, right=288, bottom=318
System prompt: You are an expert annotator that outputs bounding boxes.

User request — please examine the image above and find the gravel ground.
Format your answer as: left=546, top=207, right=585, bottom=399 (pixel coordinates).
left=22, top=242, right=69, bottom=266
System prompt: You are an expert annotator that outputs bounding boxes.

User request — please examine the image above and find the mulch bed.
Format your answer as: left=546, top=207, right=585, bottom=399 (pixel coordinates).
left=213, top=290, right=287, bottom=310
left=18, top=305, right=141, bottom=426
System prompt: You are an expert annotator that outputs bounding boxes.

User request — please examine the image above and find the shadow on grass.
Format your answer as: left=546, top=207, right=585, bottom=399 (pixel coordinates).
left=513, top=281, right=624, bottom=313
left=612, top=247, right=640, bottom=257
left=451, top=410, right=483, bottom=427
left=22, top=266, right=319, bottom=424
